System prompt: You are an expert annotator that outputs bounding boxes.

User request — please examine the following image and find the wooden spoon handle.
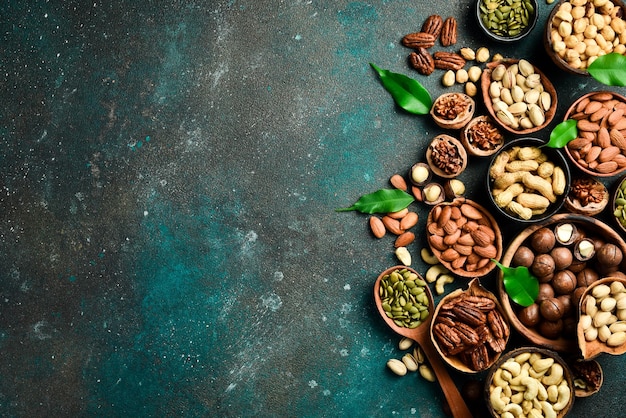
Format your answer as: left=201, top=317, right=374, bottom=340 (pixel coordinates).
left=418, top=336, right=473, bottom=418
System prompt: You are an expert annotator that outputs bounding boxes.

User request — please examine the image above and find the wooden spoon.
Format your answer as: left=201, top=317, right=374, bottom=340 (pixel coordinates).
left=374, top=266, right=473, bottom=418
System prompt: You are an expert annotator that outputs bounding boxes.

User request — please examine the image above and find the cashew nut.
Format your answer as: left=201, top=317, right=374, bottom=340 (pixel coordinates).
left=552, top=384, right=571, bottom=411
left=531, top=357, right=554, bottom=373
left=503, top=403, right=524, bottom=417
left=508, top=367, right=529, bottom=386
left=435, top=274, right=454, bottom=295
left=492, top=369, right=508, bottom=388
left=521, top=376, right=539, bottom=401
left=541, top=363, right=564, bottom=386
left=528, top=409, right=543, bottom=418
left=514, top=352, right=532, bottom=364
left=490, top=386, right=507, bottom=412
left=420, top=247, right=440, bottom=265
left=540, top=400, right=557, bottom=418
left=501, top=413, right=515, bottom=418
left=537, top=380, right=549, bottom=401
left=501, top=359, right=522, bottom=377
left=425, top=263, right=449, bottom=283
left=521, top=400, right=533, bottom=415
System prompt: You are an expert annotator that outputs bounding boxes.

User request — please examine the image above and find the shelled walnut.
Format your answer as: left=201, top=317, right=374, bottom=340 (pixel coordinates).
left=430, top=92, right=475, bottom=129
left=565, top=177, right=609, bottom=216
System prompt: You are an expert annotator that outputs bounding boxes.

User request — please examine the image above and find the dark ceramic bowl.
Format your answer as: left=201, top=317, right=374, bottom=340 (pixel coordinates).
left=476, top=0, right=538, bottom=42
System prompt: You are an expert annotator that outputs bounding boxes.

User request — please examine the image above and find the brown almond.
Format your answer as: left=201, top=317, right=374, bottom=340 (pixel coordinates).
left=596, top=161, right=619, bottom=174
left=428, top=234, right=448, bottom=252
left=382, top=216, right=403, bottom=235
left=460, top=203, right=483, bottom=220
left=411, top=186, right=424, bottom=202
left=591, top=92, right=614, bottom=101
left=390, top=174, right=408, bottom=191
left=613, top=118, right=626, bottom=131
left=608, top=108, right=625, bottom=126
left=567, top=137, right=593, bottom=150
left=400, top=211, right=419, bottom=230
left=369, top=216, right=386, bottom=239
left=437, top=205, right=453, bottom=228
left=443, top=219, right=459, bottom=235
left=473, top=244, right=497, bottom=259
left=611, top=128, right=626, bottom=150
left=599, top=146, right=621, bottom=163
left=450, top=206, right=462, bottom=220
left=578, top=119, right=601, bottom=132
left=470, top=229, right=493, bottom=247
left=395, top=231, right=415, bottom=248
left=451, top=256, right=467, bottom=270
left=477, top=225, right=496, bottom=241
left=584, top=100, right=603, bottom=114
left=388, top=208, right=409, bottom=219
left=575, top=97, right=591, bottom=113
left=590, top=107, right=610, bottom=122
left=453, top=243, right=473, bottom=256
left=427, top=222, right=445, bottom=236
left=444, top=229, right=462, bottom=246
left=614, top=154, right=626, bottom=167
left=440, top=247, right=460, bottom=262
left=597, top=127, right=611, bottom=148
left=585, top=145, right=602, bottom=163
left=456, top=233, right=475, bottom=246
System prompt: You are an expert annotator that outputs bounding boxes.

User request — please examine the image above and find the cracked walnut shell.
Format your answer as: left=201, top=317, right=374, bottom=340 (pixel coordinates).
left=430, top=92, right=475, bottom=130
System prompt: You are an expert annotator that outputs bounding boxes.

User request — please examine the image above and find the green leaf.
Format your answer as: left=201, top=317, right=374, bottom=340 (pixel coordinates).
left=370, top=63, right=432, bottom=115
left=492, top=259, right=539, bottom=307
left=587, top=53, right=626, bottom=87
left=336, top=188, right=415, bottom=214
left=545, top=119, right=578, bottom=148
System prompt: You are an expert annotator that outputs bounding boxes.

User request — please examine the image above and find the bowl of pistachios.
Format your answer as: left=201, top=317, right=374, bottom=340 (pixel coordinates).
left=610, top=173, right=626, bottom=236
left=476, top=0, right=538, bottom=43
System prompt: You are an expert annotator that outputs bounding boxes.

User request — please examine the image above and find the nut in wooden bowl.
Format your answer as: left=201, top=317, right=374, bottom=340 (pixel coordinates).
left=564, top=91, right=626, bottom=177
left=544, top=0, right=626, bottom=76
left=480, top=59, right=558, bottom=135
left=577, top=277, right=626, bottom=359
left=484, top=347, right=575, bottom=418
left=430, top=92, right=475, bottom=130
left=570, top=358, right=603, bottom=397
left=564, top=176, right=609, bottom=216
left=426, top=134, right=468, bottom=178
left=426, top=198, right=502, bottom=278
left=497, top=213, right=626, bottom=353
left=611, top=173, right=626, bottom=235
left=430, top=278, right=510, bottom=373
left=461, top=115, right=505, bottom=157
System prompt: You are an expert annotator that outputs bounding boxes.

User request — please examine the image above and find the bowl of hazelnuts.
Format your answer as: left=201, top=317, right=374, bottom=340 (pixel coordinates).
left=497, top=213, right=626, bottom=352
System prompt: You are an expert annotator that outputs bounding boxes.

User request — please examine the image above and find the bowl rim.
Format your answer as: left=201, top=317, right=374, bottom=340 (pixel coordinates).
left=497, top=213, right=626, bottom=352
left=486, top=137, right=571, bottom=224
left=611, top=173, right=626, bottom=235
left=563, top=91, right=626, bottom=177
left=475, top=0, right=539, bottom=43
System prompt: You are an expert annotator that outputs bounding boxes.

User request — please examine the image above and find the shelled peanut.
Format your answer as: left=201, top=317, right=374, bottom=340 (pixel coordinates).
left=566, top=92, right=626, bottom=175
left=489, top=146, right=567, bottom=220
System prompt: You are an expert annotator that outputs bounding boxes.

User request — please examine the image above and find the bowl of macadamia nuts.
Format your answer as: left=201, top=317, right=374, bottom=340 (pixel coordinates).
left=485, top=347, right=575, bottom=418
left=544, top=0, right=626, bottom=75
left=498, top=213, right=626, bottom=352
left=487, top=138, right=571, bottom=223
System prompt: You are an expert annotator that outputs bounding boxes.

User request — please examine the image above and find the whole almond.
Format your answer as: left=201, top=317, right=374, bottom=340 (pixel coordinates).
left=473, top=244, right=497, bottom=259
left=441, top=247, right=460, bottom=262
left=470, top=229, right=492, bottom=247
left=390, top=174, right=408, bottom=191
left=400, top=211, right=419, bottom=230
left=611, top=128, right=626, bottom=151
left=578, top=119, right=601, bottom=132
left=584, top=100, right=603, bottom=114
left=590, top=107, right=610, bottom=122
left=457, top=233, right=475, bottom=246
left=443, top=229, right=462, bottom=246
left=369, top=216, right=386, bottom=239
left=412, top=186, right=424, bottom=202
left=585, top=146, right=602, bottom=163
left=597, top=127, right=611, bottom=148
left=395, top=231, right=415, bottom=248
left=460, top=203, right=483, bottom=220
left=596, top=161, right=619, bottom=174
left=591, top=92, right=614, bottom=101
left=382, top=216, right=403, bottom=235
left=388, top=208, right=409, bottom=219
left=599, top=146, right=621, bottom=162
left=608, top=108, right=625, bottom=126
left=428, top=234, right=448, bottom=252
left=453, top=243, right=473, bottom=256
left=568, top=137, right=593, bottom=150
left=437, top=205, right=453, bottom=228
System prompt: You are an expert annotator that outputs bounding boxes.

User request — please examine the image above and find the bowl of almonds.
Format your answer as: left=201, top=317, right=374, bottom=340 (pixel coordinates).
left=480, top=59, right=558, bottom=135
left=544, top=0, right=626, bottom=75
left=564, top=91, right=626, bottom=177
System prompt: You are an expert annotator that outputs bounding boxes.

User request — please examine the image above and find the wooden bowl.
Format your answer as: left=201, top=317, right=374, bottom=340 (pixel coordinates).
left=430, top=93, right=475, bottom=130
left=563, top=91, right=626, bottom=178
left=425, top=134, right=468, bottom=178
left=544, top=0, right=626, bottom=75
left=577, top=277, right=626, bottom=359
left=426, top=198, right=502, bottom=278
left=430, top=278, right=510, bottom=373
left=480, top=59, right=558, bottom=135
left=484, top=347, right=575, bottom=418
left=564, top=176, right=609, bottom=216
left=570, top=358, right=603, bottom=397
left=611, top=173, right=626, bottom=235
left=498, top=213, right=626, bottom=352
left=460, top=115, right=506, bottom=157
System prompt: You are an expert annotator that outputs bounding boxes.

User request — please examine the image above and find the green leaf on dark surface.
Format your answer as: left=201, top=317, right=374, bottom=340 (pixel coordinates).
left=370, top=63, right=433, bottom=115
left=587, top=53, right=626, bottom=87
left=545, top=119, right=578, bottom=148
left=336, top=188, right=415, bottom=214
left=492, top=259, right=539, bottom=307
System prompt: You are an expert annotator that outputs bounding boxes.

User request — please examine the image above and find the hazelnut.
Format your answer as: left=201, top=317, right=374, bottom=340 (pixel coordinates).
left=537, top=283, right=555, bottom=302
left=512, top=245, right=535, bottom=268
left=518, top=303, right=540, bottom=327
left=531, top=253, right=556, bottom=280
left=577, top=268, right=599, bottom=287
left=550, top=247, right=573, bottom=271
left=531, top=227, right=556, bottom=253
left=552, top=270, right=577, bottom=295
left=596, top=243, right=623, bottom=267
left=540, top=297, right=565, bottom=321
left=538, top=319, right=564, bottom=339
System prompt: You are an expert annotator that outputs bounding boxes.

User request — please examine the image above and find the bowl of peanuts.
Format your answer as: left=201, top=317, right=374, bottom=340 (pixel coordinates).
left=544, top=0, right=626, bottom=75
left=484, top=346, right=575, bottom=418
left=486, top=138, right=571, bottom=223
left=564, top=91, right=626, bottom=177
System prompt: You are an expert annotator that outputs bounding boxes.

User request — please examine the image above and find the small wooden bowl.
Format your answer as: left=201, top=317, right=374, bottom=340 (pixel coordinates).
left=484, top=347, right=575, bottom=418
left=564, top=176, right=609, bottom=216
left=426, top=198, right=502, bottom=278
left=570, top=358, right=603, bottom=397
left=563, top=91, right=626, bottom=178
left=544, top=0, right=626, bottom=75
left=430, top=278, right=510, bottom=373
left=577, top=277, right=626, bottom=359
left=430, top=92, right=475, bottom=130
left=460, top=115, right=506, bottom=157
left=498, top=214, right=626, bottom=352
left=426, top=134, right=468, bottom=179
left=480, top=59, right=558, bottom=135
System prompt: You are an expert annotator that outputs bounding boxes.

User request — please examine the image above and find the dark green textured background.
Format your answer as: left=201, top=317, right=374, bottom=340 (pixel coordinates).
left=2, top=0, right=625, bottom=416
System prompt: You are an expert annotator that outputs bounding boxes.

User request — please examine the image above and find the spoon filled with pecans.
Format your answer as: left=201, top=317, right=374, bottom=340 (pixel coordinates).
left=374, top=266, right=473, bottom=418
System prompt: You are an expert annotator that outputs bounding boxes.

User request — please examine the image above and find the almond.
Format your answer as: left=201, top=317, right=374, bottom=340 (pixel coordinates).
left=597, top=127, right=611, bottom=148
left=470, top=229, right=493, bottom=248
left=395, top=231, right=415, bottom=248
left=567, top=137, right=593, bottom=150
left=473, top=244, right=497, bottom=259
left=428, top=235, right=448, bottom=252
left=460, top=203, right=483, bottom=220
left=437, top=205, right=453, bottom=228
left=369, top=216, right=386, bottom=239
left=608, top=108, right=625, bottom=126
left=388, top=208, right=409, bottom=219
left=610, top=128, right=626, bottom=150
left=427, top=222, right=445, bottom=236
left=585, top=145, right=602, bottom=163
left=382, top=216, right=403, bottom=235
left=577, top=119, right=601, bottom=132
left=400, top=211, right=419, bottom=230
left=440, top=247, right=460, bottom=262
left=456, top=233, right=475, bottom=246
left=583, top=100, right=603, bottom=114
left=443, top=229, right=462, bottom=246
left=451, top=256, right=467, bottom=270
left=390, top=174, right=408, bottom=191
left=591, top=92, right=614, bottom=101
left=599, top=146, right=621, bottom=163
left=596, top=161, right=619, bottom=174
left=453, top=243, right=473, bottom=256
left=590, top=107, right=610, bottom=122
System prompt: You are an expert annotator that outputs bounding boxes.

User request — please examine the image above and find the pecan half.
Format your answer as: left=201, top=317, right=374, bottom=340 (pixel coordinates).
left=408, top=48, right=435, bottom=75
left=433, top=323, right=464, bottom=355
left=452, top=300, right=486, bottom=327
left=421, top=14, right=443, bottom=38
left=440, top=17, right=458, bottom=46
left=401, top=32, right=436, bottom=49
left=487, top=310, right=510, bottom=339
left=433, top=51, right=466, bottom=71
left=464, top=344, right=489, bottom=371
left=454, top=322, right=480, bottom=346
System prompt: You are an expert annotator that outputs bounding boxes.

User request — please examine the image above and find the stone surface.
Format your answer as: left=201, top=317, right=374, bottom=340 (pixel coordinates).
left=1, top=0, right=626, bottom=416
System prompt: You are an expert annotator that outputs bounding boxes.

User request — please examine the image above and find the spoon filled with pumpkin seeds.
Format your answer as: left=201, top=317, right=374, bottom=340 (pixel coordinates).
left=374, top=266, right=473, bottom=418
